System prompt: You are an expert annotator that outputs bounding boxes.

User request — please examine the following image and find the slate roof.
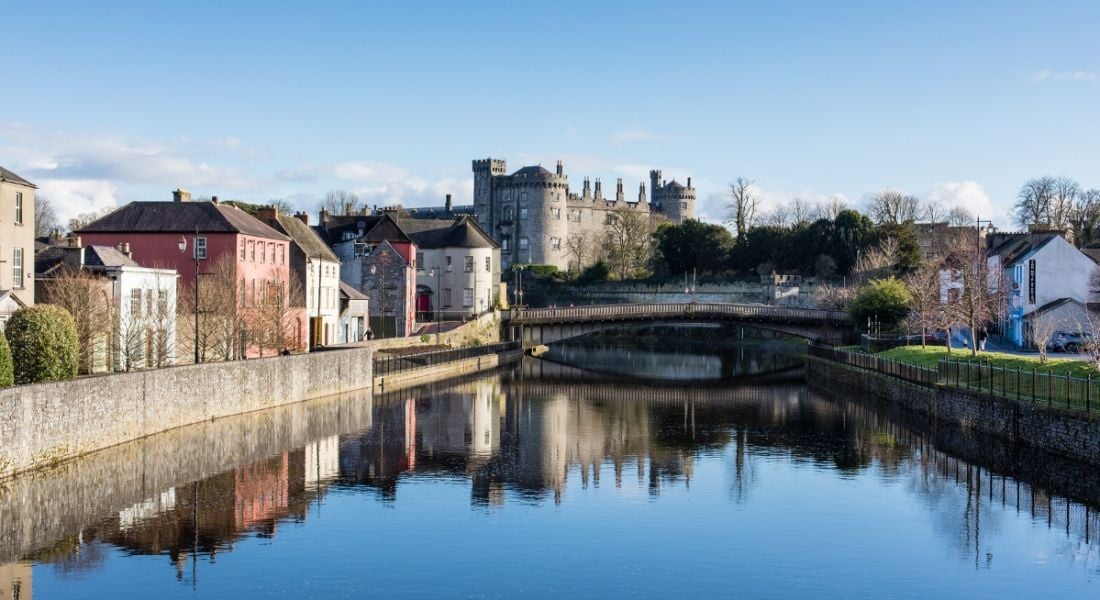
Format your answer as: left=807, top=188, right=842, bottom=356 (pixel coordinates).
left=340, top=281, right=368, bottom=301
left=0, top=166, right=35, bottom=188
left=263, top=213, right=339, bottom=262
left=76, top=201, right=290, bottom=240
left=35, top=245, right=143, bottom=276
left=314, top=213, right=412, bottom=246
left=665, top=180, right=684, bottom=189
left=512, top=165, right=553, bottom=178
left=398, top=216, right=498, bottom=250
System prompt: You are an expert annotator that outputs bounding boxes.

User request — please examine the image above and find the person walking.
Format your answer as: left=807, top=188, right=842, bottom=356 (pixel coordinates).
left=978, top=328, right=988, bottom=352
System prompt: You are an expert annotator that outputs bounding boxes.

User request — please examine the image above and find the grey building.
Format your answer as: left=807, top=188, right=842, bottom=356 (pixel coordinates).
left=470, top=158, right=695, bottom=271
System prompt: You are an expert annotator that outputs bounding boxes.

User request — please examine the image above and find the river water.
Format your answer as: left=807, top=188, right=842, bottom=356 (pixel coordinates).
left=2, top=338, right=1099, bottom=598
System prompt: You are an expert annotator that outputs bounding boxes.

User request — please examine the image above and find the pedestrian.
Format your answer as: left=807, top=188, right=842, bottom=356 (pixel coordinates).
left=978, top=328, right=988, bottom=352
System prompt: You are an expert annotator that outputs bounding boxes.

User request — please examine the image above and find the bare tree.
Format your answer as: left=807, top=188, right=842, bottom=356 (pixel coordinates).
left=904, top=261, right=944, bottom=348
left=944, top=237, right=1005, bottom=356
left=67, top=207, right=117, bottom=233
left=725, top=177, right=758, bottom=238
left=1014, top=176, right=1056, bottom=227
left=268, top=198, right=295, bottom=214
left=1048, top=176, right=1080, bottom=230
left=250, top=274, right=305, bottom=356
left=947, top=206, right=974, bottom=227
left=35, top=194, right=60, bottom=237
left=564, top=234, right=595, bottom=274
left=37, top=267, right=114, bottom=373
left=1029, top=313, right=1059, bottom=364
left=178, top=255, right=246, bottom=362
left=813, top=281, right=855, bottom=310
left=923, top=200, right=946, bottom=224
left=319, top=190, right=362, bottom=216
left=868, top=189, right=921, bottom=225
left=602, top=210, right=654, bottom=280
left=821, top=195, right=849, bottom=220
left=1070, top=188, right=1100, bottom=246
left=851, top=237, right=901, bottom=285
left=789, top=198, right=815, bottom=226
left=761, top=204, right=791, bottom=228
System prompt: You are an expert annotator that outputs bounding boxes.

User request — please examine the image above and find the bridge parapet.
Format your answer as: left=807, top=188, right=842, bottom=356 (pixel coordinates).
left=511, top=303, right=849, bottom=327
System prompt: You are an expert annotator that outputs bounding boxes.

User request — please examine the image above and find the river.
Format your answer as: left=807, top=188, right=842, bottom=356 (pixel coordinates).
left=1, top=336, right=1098, bottom=598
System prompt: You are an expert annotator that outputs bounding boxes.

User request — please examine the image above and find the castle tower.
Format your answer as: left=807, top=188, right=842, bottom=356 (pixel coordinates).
left=594, top=178, right=603, bottom=200
left=655, top=176, right=695, bottom=223
left=637, top=182, right=646, bottom=204
left=649, top=170, right=662, bottom=208
left=473, top=158, right=507, bottom=223
left=582, top=177, right=591, bottom=199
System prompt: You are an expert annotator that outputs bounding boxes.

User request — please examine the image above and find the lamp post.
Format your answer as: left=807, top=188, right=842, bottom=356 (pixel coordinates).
left=369, top=249, right=388, bottom=338
left=313, top=255, right=324, bottom=348
left=429, top=266, right=441, bottom=344
left=974, top=215, right=992, bottom=351
left=178, top=234, right=204, bottom=364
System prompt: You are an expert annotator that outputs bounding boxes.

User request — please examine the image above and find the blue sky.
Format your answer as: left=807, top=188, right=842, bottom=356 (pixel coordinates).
left=3, top=0, right=1098, bottom=228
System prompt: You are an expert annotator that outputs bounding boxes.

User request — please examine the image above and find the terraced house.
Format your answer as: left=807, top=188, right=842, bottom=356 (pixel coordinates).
left=0, top=166, right=37, bottom=327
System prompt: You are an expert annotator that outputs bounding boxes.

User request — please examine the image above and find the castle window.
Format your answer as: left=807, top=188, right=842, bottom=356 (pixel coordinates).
left=501, top=237, right=510, bottom=251
left=681, top=202, right=688, bottom=209
left=504, top=207, right=514, bottom=222
left=552, top=194, right=560, bottom=203
left=551, top=237, right=561, bottom=250
left=519, top=237, right=529, bottom=250
left=520, top=207, right=528, bottom=220
left=521, top=192, right=527, bottom=204
left=552, top=208, right=561, bottom=220
left=571, top=209, right=581, bottom=222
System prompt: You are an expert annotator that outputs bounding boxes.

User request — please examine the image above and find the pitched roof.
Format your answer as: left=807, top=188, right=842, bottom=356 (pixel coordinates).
left=265, top=213, right=339, bottom=262
left=665, top=180, right=684, bottom=189
left=314, top=213, right=412, bottom=245
left=512, top=165, right=553, bottom=178
left=77, top=201, right=290, bottom=240
left=0, top=166, right=35, bottom=188
left=398, top=216, right=499, bottom=250
left=85, top=246, right=140, bottom=268
left=340, top=281, right=368, bottom=301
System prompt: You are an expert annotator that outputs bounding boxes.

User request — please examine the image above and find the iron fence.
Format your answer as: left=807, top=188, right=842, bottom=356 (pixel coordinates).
left=809, top=343, right=1100, bottom=415
left=373, top=341, right=521, bottom=377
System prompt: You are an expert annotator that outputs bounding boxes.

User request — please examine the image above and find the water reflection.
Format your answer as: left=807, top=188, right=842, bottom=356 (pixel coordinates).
left=3, top=357, right=1100, bottom=596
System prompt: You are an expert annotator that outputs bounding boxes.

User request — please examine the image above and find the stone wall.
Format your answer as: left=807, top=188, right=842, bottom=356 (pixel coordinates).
left=0, top=347, right=373, bottom=480
left=807, top=356, right=1100, bottom=465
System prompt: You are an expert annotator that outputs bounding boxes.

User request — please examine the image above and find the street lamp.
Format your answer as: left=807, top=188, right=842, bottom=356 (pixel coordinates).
left=178, top=234, right=204, bottom=364
left=974, top=215, right=993, bottom=351
left=428, top=266, right=442, bottom=345
left=369, top=249, right=389, bottom=338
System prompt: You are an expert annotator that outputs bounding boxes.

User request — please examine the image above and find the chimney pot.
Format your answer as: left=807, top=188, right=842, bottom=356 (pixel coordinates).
left=211, top=195, right=219, bottom=204
left=295, top=212, right=309, bottom=226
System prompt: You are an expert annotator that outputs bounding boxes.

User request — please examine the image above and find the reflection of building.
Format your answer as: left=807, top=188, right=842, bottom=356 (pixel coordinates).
left=0, top=562, right=31, bottom=600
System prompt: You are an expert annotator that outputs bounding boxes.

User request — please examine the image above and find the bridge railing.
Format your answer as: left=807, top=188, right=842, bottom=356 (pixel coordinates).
left=511, top=303, right=848, bottom=325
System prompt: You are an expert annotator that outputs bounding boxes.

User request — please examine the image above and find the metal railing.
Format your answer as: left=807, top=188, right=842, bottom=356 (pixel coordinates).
left=808, top=343, right=938, bottom=386
left=373, top=341, right=521, bottom=377
left=809, top=343, right=1100, bottom=414
left=511, top=303, right=849, bottom=326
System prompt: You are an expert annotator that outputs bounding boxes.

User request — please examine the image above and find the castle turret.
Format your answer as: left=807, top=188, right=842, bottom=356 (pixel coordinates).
left=654, top=175, right=695, bottom=223
left=594, top=178, right=603, bottom=200
left=615, top=178, right=624, bottom=202
left=649, top=170, right=661, bottom=207
left=637, top=182, right=646, bottom=204
left=582, top=177, right=591, bottom=199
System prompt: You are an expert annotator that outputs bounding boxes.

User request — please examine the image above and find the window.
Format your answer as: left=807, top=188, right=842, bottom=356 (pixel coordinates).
left=551, top=237, right=561, bottom=250
left=552, top=193, right=560, bottom=203
left=354, top=242, right=372, bottom=257
left=416, top=251, right=424, bottom=271
left=519, top=237, right=529, bottom=250
left=278, top=244, right=285, bottom=264
left=465, top=256, right=474, bottom=272
left=485, top=256, right=491, bottom=272
left=251, top=279, right=257, bottom=306
left=131, top=288, right=142, bottom=317
left=240, top=279, right=246, bottom=307
left=194, top=237, right=207, bottom=260
left=260, top=241, right=266, bottom=263
left=249, top=240, right=255, bottom=261
left=443, top=288, right=452, bottom=307
left=552, top=208, right=561, bottom=220
left=343, top=231, right=357, bottom=241
left=11, top=248, right=22, bottom=288
left=240, top=239, right=246, bottom=260
left=146, top=289, right=155, bottom=317
left=520, top=207, right=528, bottom=220
left=680, top=202, right=688, bottom=210
left=463, top=288, right=474, bottom=307
left=270, top=243, right=276, bottom=263
left=504, top=207, right=514, bottom=222
left=520, top=192, right=528, bottom=204
left=501, top=237, right=510, bottom=251
left=571, top=209, right=581, bottom=222
left=445, top=256, right=452, bottom=272
left=158, top=289, right=168, bottom=316
left=14, top=192, right=23, bottom=225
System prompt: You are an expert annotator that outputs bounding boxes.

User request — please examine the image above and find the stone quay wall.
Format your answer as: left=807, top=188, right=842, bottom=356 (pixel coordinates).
left=0, top=347, right=374, bottom=481
left=807, top=356, right=1100, bottom=465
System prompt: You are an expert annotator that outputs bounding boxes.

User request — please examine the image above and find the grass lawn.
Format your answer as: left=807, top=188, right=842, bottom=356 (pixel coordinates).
left=877, top=345, right=1100, bottom=378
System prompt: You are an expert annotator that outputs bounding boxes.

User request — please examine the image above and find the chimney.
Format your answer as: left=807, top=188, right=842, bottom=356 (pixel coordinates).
left=582, top=177, right=591, bottom=199
left=594, top=178, right=603, bottom=200
left=687, top=177, right=692, bottom=188
left=295, top=211, right=309, bottom=226
left=445, top=194, right=453, bottom=213
left=556, top=160, right=563, bottom=176
left=211, top=195, right=219, bottom=205
left=63, top=236, right=84, bottom=268
left=116, top=242, right=132, bottom=259
left=256, top=206, right=277, bottom=223
left=319, top=208, right=329, bottom=228
left=173, top=188, right=191, bottom=202
left=615, top=178, right=624, bottom=202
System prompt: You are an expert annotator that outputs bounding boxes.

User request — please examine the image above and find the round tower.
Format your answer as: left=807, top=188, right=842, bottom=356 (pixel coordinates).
left=508, top=162, right=568, bottom=269
left=658, top=177, right=695, bottom=223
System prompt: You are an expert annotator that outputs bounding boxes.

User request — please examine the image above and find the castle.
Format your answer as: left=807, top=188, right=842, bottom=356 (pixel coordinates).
left=471, top=158, right=695, bottom=271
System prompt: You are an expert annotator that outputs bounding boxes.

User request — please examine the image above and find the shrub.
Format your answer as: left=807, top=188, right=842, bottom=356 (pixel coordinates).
left=577, top=261, right=610, bottom=285
left=6, top=304, right=79, bottom=384
left=848, top=277, right=912, bottom=332
left=0, top=333, right=12, bottom=387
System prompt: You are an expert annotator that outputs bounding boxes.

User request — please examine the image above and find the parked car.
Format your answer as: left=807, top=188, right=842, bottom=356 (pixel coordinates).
left=1047, top=331, right=1091, bottom=353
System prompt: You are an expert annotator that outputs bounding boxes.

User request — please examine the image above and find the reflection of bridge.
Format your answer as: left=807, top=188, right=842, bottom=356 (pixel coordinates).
left=523, top=355, right=805, bottom=387
left=506, top=303, right=852, bottom=347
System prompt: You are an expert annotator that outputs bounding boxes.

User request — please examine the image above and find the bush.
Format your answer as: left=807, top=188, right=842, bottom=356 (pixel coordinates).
left=6, top=305, right=79, bottom=384
left=577, top=261, right=610, bottom=285
left=0, top=333, right=12, bottom=387
left=848, top=277, right=912, bottom=332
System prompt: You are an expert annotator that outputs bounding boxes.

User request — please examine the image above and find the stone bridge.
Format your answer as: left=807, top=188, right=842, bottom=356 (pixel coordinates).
left=505, top=303, right=853, bottom=347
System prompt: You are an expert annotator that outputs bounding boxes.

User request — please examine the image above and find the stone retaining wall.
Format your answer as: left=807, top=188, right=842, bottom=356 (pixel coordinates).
left=807, top=356, right=1100, bottom=465
left=0, top=347, right=374, bottom=480
left=373, top=350, right=523, bottom=393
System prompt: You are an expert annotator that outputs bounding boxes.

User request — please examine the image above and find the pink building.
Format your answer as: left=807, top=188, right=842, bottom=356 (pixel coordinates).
left=77, top=190, right=305, bottom=358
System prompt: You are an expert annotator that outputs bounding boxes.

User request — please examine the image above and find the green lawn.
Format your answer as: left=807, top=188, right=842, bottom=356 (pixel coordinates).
left=877, top=346, right=1099, bottom=377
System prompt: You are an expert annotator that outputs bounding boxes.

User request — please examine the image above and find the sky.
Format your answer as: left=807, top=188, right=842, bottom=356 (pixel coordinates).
left=2, top=0, right=1099, bottom=230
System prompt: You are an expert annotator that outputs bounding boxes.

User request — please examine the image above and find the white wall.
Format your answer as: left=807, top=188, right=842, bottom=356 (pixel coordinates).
left=415, top=247, right=500, bottom=315
left=305, top=257, right=341, bottom=345
left=112, top=266, right=179, bottom=368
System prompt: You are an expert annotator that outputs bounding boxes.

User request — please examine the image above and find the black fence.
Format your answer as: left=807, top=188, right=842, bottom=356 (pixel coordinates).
left=809, top=343, right=1100, bottom=415
left=808, top=343, right=938, bottom=386
left=373, top=341, right=521, bottom=377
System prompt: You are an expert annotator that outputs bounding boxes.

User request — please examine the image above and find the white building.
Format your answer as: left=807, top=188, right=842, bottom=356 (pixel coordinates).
left=988, top=232, right=1097, bottom=348
left=0, top=166, right=37, bottom=326
left=399, top=216, right=501, bottom=320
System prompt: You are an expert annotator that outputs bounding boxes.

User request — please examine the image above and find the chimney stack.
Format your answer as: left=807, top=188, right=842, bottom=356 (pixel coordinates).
left=211, top=195, right=219, bottom=205
left=295, top=211, right=309, bottom=226
left=445, top=194, right=453, bottom=213
left=687, top=177, right=692, bottom=188
left=63, top=236, right=84, bottom=268
left=173, top=188, right=191, bottom=203
left=116, top=242, right=132, bottom=259
left=256, top=206, right=277, bottom=222
left=556, top=160, right=563, bottom=176
left=615, top=178, right=624, bottom=202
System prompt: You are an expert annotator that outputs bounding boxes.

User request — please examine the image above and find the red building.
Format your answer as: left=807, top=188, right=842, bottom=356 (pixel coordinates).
left=77, top=190, right=305, bottom=358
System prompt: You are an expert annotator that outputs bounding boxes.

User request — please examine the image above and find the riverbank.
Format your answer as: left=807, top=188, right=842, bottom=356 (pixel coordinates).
left=807, top=354, right=1100, bottom=465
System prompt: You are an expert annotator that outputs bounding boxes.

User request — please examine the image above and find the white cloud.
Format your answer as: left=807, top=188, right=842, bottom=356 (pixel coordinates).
left=332, top=160, right=471, bottom=209
left=613, top=129, right=668, bottom=143
left=1028, top=69, right=1097, bottom=83
left=37, top=179, right=120, bottom=226
left=924, top=180, right=1006, bottom=225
